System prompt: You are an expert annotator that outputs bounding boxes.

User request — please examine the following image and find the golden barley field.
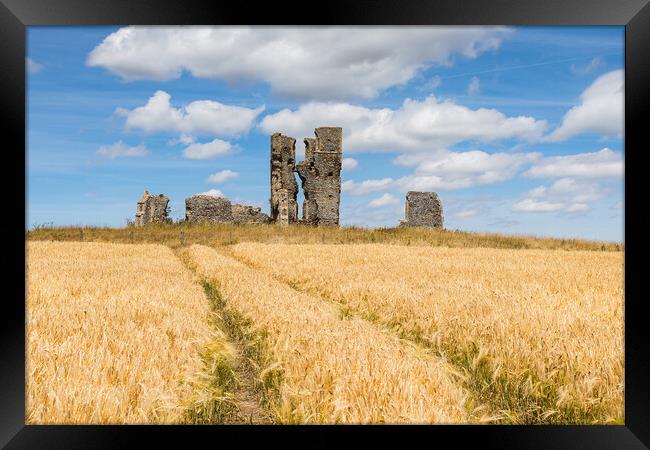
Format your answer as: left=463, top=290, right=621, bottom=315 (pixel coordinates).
left=227, top=243, right=624, bottom=424
left=26, top=241, right=235, bottom=424
left=182, top=244, right=473, bottom=423
left=25, top=234, right=624, bottom=425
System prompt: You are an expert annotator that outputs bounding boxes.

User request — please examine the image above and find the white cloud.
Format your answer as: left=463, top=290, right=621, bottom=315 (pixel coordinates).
left=445, top=195, right=500, bottom=222
left=368, top=193, right=399, bottom=209
left=183, top=138, right=234, bottom=160
left=511, top=198, right=566, bottom=213
left=512, top=177, right=607, bottom=214
left=260, top=96, right=546, bottom=153
left=207, top=169, right=239, bottom=183
left=169, top=133, right=195, bottom=145
left=570, top=56, right=605, bottom=76
left=343, top=149, right=539, bottom=195
left=195, top=189, right=224, bottom=197
left=342, top=158, right=358, bottom=170
left=523, top=148, right=623, bottom=179
left=565, top=203, right=590, bottom=213
left=410, top=150, right=539, bottom=184
left=342, top=178, right=394, bottom=196
left=426, top=150, right=536, bottom=189
left=26, top=57, right=43, bottom=74
left=547, top=70, right=623, bottom=141
left=87, top=26, right=512, bottom=100
left=97, top=141, right=148, bottom=159
left=455, top=208, right=480, bottom=219
left=117, top=90, right=264, bottom=137
left=418, top=76, right=442, bottom=92
left=467, top=76, right=480, bottom=95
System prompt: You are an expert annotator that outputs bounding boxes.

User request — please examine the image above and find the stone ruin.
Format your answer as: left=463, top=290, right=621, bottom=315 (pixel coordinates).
left=185, top=194, right=270, bottom=224
left=134, top=191, right=269, bottom=225
left=296, top=128, right=343, bottom=226
left=400, top=191, right=444, bottom=228
left=185, top=194, right=233, bottom=223
left=270, top=133, right=299, bottom=226
left=135, top=190, right=170, bottom=226
left=271, top=127, right=343, bottom=226
left=231, top=204, right=269, bottom=224
left=133, top=128, right=448, bottom=230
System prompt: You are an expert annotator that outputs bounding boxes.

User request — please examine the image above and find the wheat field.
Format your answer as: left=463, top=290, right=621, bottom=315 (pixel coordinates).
left=227, top=243, right=624, bottom=424
left=182, top=244, right=475, bottom=423
left=26, top=241, right=235, bottom=424
left=26, top=237, right=624, bottom=424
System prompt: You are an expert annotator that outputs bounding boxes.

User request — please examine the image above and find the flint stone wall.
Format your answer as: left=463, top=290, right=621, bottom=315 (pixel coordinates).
left=270, top=133, right=299, bottom=226
left=135, top=191, right=170, bottom=226
left=296, top=127, right=343, bottom=226
left=185, top=195, right=233, bottom=223
left=232, top=204, right=270, bottom=224
left=401, top=191, right=444, bottom=228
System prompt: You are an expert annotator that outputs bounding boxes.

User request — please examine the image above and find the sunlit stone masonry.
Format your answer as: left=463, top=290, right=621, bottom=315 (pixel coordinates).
left=185, top=195, right=234, bottom=223
left=270, top=133, right=299, bottom=226
left=185, top=194, right=270, bottom=224
left=231, top=204, right=270, bottom=224
left=296, top=127, right=343, bottom=226
left=135, top=191, right=170, bottom=226
left=400, top=191, right=444, bottom=228
left=270, top=127, right=343, bottom=227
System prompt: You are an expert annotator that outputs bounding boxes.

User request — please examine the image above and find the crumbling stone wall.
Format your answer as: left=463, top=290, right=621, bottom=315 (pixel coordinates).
left=270, top=133, right=299, bottom=226
left=185, top=195, right=234, bottom=223
left=296, top=127, right=343, bottom=226
left=135, top=191, right=170, bottom=226
left=400, top=191, right=444, bottom=228
left=232, top=204, right=270, bottom=224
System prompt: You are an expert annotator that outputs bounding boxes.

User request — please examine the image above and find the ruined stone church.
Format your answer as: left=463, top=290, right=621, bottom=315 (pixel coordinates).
left=134, top=125, right=444, bottom=229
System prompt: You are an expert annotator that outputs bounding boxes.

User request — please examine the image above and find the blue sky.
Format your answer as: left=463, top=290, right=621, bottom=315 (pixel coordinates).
left=27, top=26, right=624, bottom=241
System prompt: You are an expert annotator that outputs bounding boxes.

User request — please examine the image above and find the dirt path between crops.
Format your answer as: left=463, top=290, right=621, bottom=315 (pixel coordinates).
left=175, top=247, right=271, bottom=424
left=225, top=347, right=271, bottom=424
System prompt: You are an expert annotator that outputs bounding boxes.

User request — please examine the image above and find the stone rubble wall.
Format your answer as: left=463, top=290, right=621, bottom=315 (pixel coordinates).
left=135, top=191, right=170, bottom=226
left=183, top=195, right=270, bottom=224
left=400, top=191, right=444, bottom=228
left=295, top=127, right=343, bottom=226
left=232, top=204, right=270, bottom=224
left=185, top=195, right=234, bottom=223
left=270, top=133, right=299, bottom=226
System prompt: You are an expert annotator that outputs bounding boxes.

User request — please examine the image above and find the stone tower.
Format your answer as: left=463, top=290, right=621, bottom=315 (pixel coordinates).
left=270, top=133, right=299, bottom=226
left=295, top=127, right=343, bottom=226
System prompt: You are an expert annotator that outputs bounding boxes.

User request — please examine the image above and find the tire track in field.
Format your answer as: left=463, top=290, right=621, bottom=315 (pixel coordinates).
left=175, top=249, right=272, bottom=424
left=216, top=245, right=497, bottom=423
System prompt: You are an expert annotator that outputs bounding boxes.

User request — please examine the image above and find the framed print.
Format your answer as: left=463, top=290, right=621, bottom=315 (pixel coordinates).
left=2, top=0, right=648, bottom=448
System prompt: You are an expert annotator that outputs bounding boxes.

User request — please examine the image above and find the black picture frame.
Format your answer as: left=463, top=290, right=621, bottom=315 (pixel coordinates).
left=2, top=1, right=647, bottom=448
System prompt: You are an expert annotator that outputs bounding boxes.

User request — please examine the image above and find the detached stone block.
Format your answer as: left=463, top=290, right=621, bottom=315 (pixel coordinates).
left=135, top=191, right=170, bottom=226
left=401, top=191, right=443, bottom=228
